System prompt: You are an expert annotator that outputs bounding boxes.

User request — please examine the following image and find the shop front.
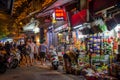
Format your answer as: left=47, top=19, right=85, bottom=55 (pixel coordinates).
left=71, top=24, right=120, bottom=79
left=23, top=18, right=40, bottom=44
left=33, top=0, right=120, bottom=79
left=61, top=16, right=120, bottom=79
left=54, top=23, right=69, bottom=53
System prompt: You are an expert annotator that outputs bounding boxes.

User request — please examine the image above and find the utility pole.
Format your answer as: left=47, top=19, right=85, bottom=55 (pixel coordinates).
left=66, top=11, right=73, bottom=44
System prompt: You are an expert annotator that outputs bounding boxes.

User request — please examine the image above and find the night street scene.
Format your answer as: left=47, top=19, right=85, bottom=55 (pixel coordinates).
left=0, top=0, right=120, bottom=80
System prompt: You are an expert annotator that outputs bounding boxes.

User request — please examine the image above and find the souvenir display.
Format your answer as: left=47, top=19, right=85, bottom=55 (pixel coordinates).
left=63, top=30, right=119, bottom=80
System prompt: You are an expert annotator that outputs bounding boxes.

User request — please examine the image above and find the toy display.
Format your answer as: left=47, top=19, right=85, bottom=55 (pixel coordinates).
left=63, top=29, right=119, bottom=80
left=88, top=34, right=101, bottom=54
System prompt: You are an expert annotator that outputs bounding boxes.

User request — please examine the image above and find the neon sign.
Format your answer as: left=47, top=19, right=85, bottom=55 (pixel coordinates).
left=55, top=8, right=66, bottom=20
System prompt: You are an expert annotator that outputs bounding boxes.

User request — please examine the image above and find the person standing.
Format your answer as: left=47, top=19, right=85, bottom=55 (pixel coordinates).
left=24, top=41, right=31, bottom=67
left=34, top=41, right=39, bottom=63
left=39, top=42, right=48, bottom=65
left=28, top=39, right=35, bottom=66
left=17, top=41, right=24, bottom=56
left=4, top=41, right=11, bottom=55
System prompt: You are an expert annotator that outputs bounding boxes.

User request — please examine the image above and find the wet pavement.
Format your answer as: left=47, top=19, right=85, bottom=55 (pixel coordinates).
left=0, top=63, right=86, bottom=80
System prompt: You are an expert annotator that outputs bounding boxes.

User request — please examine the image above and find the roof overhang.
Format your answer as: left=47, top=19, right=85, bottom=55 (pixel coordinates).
left=36, top=0, right=75, bottom=18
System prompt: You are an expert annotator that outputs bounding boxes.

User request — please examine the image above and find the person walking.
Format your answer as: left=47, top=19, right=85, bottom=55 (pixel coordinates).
left=39, top=42, right=48, bottom=65
left=17, top=41, right=24, bottom=62
left=24, top=41, right=31, bottom=67
left=28, top=39, right=35, bottom=66
left=34, top=41, right=39, bottom=64
left=4, top=41, right=11, bottom=55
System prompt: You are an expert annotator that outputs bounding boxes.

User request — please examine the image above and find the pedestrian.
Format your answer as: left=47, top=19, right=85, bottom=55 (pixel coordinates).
left=39, top=42, right=48, bottom=65
left=4, top=41, right=11, bottom=55
left=34, top=41, right=39, bottom=64
left=28, top=39, right=35, bottom=66
left=24, top=41, right=31, bottom=67
left=49, top=45, right=55, bottom=61
left=17, top=41, right=24, bottom=62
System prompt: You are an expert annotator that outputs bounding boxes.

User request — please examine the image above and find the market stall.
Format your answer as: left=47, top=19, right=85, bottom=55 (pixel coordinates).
left=62, top=20, right=120, bottom=79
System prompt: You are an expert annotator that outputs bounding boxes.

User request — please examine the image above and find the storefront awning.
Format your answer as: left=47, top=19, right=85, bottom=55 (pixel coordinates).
left=36, top=0, right=75, bottom=18
left=71, top=9, right=87, bottom=27
left=23, top=22, right=36, bottom=31
left=23, top=20, right=39, bottom=33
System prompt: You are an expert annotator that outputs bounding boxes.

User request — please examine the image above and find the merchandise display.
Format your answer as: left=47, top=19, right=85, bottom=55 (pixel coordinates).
left=63, top=26, right=120, bottom=80
left=88, top=34, right=101, bottom=54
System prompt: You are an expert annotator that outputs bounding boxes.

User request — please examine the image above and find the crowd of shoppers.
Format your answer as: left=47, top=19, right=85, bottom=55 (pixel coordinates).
left=0, top=38, right=48, bottom=67
left=18, top=38, right=48, bottom=67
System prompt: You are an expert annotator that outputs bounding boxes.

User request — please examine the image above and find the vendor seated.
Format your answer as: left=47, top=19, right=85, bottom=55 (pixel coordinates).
left=63, top=45, right=78, bottom=73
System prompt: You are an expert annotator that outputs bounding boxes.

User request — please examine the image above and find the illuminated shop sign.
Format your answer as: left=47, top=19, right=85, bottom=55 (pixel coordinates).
left=55, top=8, right=66, bottom=20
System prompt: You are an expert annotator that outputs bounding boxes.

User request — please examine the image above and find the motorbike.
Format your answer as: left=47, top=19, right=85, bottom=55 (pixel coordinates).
left=50, top=49, right=59, bottom=70
left=7, top=49, right=21, bottom=69
left=0, top=48, right=21, bottom=73
left=0, top=51, right=7, bottom=73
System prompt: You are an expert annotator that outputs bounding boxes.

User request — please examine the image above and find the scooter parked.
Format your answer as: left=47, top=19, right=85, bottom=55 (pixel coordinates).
left=7, top=49, right=21, bottom=69
left=0, top=47, right=21, bottom=73
left=0, top=53, right=7, bottom=73
left=50, top=48, right=59, bottom=70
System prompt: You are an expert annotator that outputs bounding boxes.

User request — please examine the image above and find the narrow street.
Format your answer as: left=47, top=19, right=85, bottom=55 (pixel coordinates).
left=1, top=0, right=119, bottom=80
left=0, top=63, right=85, bottom=80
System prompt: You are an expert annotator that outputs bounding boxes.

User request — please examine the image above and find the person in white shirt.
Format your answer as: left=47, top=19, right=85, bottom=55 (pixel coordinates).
left=34, top=41, right=39, bottom=63
left=28, top=39, right=35, bottom=66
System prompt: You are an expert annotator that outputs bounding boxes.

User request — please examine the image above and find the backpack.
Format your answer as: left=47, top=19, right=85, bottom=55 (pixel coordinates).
left=25, top=45, right=31, bottom=55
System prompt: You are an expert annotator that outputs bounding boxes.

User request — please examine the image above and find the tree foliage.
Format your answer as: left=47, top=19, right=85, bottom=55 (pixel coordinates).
left=0, top=12, right=14, bottom=39
left=0, top=22, right=9, bottom=39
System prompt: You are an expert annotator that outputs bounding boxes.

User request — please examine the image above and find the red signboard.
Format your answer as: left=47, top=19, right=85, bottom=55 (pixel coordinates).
left=55, top=9, right=66, bottom=20
left=55, top=9, right=64, bottom=16
left=71, top=9, right=87, bottom=27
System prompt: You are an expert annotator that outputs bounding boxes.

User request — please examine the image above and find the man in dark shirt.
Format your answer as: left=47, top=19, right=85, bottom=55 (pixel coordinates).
left=17, top=42, right=24, bottom=52
left=17, top=41, right=25, bottom=61
left=4, top=41, right=11, bottom=55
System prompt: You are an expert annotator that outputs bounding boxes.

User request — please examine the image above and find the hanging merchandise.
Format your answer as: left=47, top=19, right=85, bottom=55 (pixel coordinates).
left=91, top=19, right=108, bottom=33
left=102, top=38, right=112, bottom=55
left=98, top=19, right=108, bottom=32
left=87, top=33, right=112, bottom=73
left=105, top=18, right=117, bottom=31
left=88, top=33, right=101, bottom=54
left=74, top=40, right=80, bottom=50
left=75, top=29, right=118, bottom=79
left=72, top=31, right=77, bottom=43
left=113, top=38, right=118, bottom=54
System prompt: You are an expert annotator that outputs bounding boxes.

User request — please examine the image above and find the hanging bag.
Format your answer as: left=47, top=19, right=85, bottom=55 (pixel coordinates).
left=25, top=45, right=31, bottom=55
